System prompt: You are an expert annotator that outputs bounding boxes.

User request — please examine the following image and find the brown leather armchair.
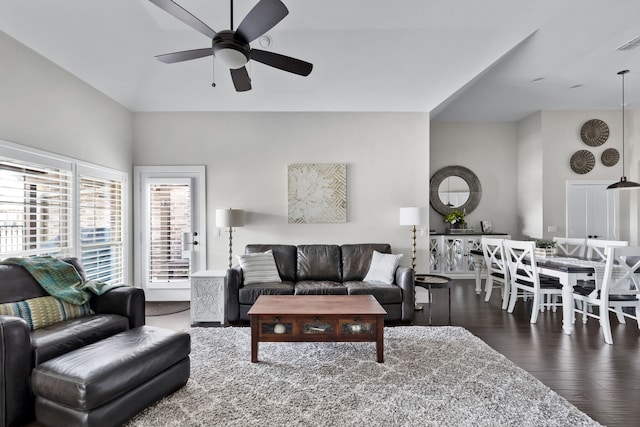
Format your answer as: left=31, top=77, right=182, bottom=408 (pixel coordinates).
left=0, top=258, right=144, bottom=427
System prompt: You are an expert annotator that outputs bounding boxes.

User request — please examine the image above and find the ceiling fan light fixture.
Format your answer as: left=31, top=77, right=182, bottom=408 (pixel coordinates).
left=212, top=31, right=250, bottom=69
left=214, top=46, right=249, bottom=69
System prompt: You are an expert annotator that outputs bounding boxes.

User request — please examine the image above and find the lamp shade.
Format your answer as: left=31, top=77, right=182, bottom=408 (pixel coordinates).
left=399, top=207, right=427, bottom=226
left=607, top=176, right=640, bottom=190
left=215, top=208, right=245, bottom=228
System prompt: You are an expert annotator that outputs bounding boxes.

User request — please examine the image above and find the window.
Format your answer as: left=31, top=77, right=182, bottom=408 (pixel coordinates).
left=0, top=152, right=73, bottom=257
left=148, top=181, right=191, bottom=283
left=78, top=166, right=125, bottom=285
left=0, top=141, right=127, bottom=284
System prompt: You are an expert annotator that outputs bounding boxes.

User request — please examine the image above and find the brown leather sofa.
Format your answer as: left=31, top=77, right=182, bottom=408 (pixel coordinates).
left=0, top=258, right=146, bottom=427
left=226, top=243, right=415, bottom=323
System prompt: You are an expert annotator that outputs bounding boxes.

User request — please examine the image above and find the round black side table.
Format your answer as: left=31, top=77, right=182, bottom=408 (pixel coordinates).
left=415, top=274, right=453, bottom=325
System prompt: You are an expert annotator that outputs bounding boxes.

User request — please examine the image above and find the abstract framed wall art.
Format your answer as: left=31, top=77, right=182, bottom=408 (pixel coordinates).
left=288, top=163, right=347, bottom=223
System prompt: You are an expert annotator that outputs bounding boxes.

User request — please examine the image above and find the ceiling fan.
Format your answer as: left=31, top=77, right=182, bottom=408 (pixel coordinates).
left=148, top=0, right=313, bottom=92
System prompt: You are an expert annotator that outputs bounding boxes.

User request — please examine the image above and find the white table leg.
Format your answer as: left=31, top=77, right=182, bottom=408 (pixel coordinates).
left=473, top=255, right=484, bottom=295
left=560, top=274, right=577, bottom=335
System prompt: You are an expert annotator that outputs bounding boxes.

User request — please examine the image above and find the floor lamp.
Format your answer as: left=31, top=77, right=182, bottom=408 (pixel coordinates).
left=400, top=207, right=427, bottom=309
left=215, top=208, right=245, bottom=269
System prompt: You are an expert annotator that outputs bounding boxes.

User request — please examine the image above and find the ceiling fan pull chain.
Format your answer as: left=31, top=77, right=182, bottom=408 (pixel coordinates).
left=211, top=56, right=216, bottom=87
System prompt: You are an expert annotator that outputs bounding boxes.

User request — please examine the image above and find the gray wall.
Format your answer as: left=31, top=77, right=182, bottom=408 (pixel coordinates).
left=516, top=112, right=544, bottom=239
left=430, top=122, right=518, bottom=236
left=133, top=112, right=431, bottom=271
left=0, top=31, right=135, bottom=281
left=518, top=110, right=639, bottom=243
left=432, top=111, right=640, bottom=244
left=5, top=26, right=639, bottom=275
left=0, top=31, right=133, bottom=171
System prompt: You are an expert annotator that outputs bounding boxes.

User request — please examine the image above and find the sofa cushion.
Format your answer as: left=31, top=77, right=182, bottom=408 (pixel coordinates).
left=363, top=251, right=403, bottom=284
left=296, top=245, right=342, bottom=282
left=245, top=245, right=297, bottom=282
left=0, top=296, right=92, bottom=331
left=238, top=282, right=295, bottom=305
left=294, top=281, right=347, bottom=295
left=341, top=244, right=391, bottom=281
left=237, top=250, right=282, bottom=285
left=344, top=281, right=403, bottom=304
left=30, top=314, right=130, bottom=365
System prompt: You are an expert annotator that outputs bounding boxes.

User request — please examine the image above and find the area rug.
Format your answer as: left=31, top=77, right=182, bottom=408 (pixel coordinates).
left=144, top=301, right=190, bottom=316
left=126, top=326, right=600, bottom=427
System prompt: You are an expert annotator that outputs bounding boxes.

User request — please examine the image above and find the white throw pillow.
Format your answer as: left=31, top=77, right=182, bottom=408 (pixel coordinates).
left=363, top=250, right=403, bottom=284
left=237, top=250, right=282, bottom=285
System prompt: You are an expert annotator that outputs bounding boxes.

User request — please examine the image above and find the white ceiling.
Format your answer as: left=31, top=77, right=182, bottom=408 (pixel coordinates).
left=2, top=0, right=640, bottom=121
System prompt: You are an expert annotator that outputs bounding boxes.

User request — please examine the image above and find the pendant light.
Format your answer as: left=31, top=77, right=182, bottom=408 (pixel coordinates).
left=608, top=69, right=640, bottom=190
left=446, top=177, right=454, bottom=207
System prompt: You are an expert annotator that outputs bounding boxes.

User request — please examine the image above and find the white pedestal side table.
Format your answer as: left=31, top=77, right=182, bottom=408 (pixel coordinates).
left=190, top=270, right=227, bottom=326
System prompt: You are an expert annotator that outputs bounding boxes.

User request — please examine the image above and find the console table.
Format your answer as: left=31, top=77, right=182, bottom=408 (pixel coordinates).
left=190, top=270, right=226, bottom=326
left=429, top=233, right=510, bottom=284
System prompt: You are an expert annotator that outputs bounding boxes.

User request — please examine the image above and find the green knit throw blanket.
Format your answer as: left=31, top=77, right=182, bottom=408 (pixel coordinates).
left=0, top=256, right=123, bottom=305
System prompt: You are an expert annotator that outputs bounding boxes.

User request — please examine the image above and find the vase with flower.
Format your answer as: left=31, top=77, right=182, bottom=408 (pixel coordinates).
left=534, top=238, right=557, bottom=257
left=443, top=209, right=466, bottom=231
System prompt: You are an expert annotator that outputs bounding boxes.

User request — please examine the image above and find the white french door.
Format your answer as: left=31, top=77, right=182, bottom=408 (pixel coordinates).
left=134, top=166, right=206, bottom=301
left=566, top=181, right=619, bottom=240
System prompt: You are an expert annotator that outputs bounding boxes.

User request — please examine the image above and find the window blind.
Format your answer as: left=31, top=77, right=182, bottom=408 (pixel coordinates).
left=0, top=140, right=128, bottom=286
left=79, top=174, right=124, bottom=285
left=0, top=158, right=73, bottom=257
left=148, top=183, right=191, bottom=283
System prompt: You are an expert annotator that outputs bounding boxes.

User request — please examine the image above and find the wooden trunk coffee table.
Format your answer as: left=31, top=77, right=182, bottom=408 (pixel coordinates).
left=247, top=295, right=387, bottom=363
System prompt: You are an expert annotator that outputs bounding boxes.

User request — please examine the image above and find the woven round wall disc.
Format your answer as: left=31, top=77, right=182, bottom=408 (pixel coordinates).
left=601, top=148, right=619, bottom=167
left=580, top=119, right=609, bottom=146
left=570, top=150, right=595, bottom=174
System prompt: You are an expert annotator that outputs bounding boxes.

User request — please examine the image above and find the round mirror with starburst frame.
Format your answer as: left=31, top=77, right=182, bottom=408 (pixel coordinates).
left=430, top=165, right=482, bottom=216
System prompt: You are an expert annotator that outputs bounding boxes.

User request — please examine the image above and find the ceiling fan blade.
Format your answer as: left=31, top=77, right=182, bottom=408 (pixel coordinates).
left=148, top=0, right=217, bottom=39
left=235, top=0, right=288, bottom=43
left=250, top=49, right=313, bottom=76
left=155, top=48, right=213, bottom=63
left=230, top=67, right=252, bottom=92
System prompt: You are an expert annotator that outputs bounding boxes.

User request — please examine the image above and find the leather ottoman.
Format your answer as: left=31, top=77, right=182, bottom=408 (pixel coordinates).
left=31, top=326, right=191, bottom=427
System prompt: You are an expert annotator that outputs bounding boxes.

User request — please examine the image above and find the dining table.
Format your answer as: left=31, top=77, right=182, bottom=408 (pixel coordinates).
left=469, top=249, right=605, bottom=335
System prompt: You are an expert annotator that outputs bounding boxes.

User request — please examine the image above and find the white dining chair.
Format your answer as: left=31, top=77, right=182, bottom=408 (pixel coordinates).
left=586, top=239, right=628, bottom=261
left=553, top=237, right=587, bottom=257
left=504, top=240, right=563, bottom=323
left=552, top=237, right=588, bottom=320
left=572, top=246, right=640, bottom=344
left=481, top=237, right=509, bottom=309
left=583, top=239, right=630, bottom=323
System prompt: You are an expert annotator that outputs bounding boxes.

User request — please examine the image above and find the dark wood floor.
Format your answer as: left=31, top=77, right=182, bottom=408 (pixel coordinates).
left=420, top=279, right=640, bottom=427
